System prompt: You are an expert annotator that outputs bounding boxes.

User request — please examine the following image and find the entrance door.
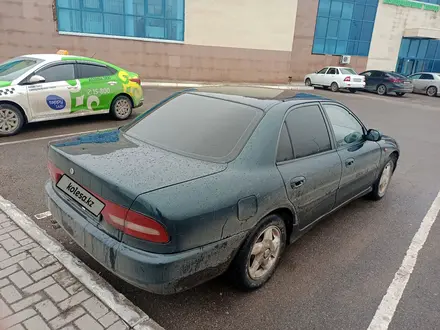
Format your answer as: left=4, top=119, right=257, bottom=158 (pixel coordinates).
left=401, top=59, right=415, bottom=76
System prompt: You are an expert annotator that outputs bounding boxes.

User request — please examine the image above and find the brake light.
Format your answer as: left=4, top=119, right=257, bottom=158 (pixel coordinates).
left=129, top=77, right=141, bottom=85
left=389, top=78, right=403, bottom=83
left=344, top=76, right=351, bottom=82
left=48, top=161, right=63, bottom=183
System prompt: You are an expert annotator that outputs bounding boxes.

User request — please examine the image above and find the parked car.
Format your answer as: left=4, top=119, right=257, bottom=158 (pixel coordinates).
left=359, top=70, right=413, bottom=96
left=408, top=72, right=440, bottom=97
left=304, top=66, right=366, bottom=93
left=0, top=52, right=144, bottom=136
left=46, top=87, right=399, bottom=295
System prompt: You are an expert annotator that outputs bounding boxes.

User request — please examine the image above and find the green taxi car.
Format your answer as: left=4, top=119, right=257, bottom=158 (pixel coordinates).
left=0, top=52, right=144, bottom=136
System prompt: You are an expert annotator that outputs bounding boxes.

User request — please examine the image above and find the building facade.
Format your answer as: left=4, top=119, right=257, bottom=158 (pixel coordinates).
left=1, top=0, right=440, bottom=83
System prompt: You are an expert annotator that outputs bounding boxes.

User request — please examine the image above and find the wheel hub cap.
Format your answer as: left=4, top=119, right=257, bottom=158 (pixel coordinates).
left=0, top=109, right=19, bottom=133
left=115, top=100, right=131, bottom=117
left=248, top=226, right=281, bottom=280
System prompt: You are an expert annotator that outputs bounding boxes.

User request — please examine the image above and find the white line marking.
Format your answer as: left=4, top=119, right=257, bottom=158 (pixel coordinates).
left=0, top=129, right=116, bottom=147
left=368, top=190, right=440, bottom=330
left=0, top=195, right=161, bottom=330
left=34, top=211, right=52, bottom=220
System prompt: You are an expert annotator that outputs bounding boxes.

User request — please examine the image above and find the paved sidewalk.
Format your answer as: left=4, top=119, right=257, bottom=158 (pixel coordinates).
left=0, top=202, right=161, bottom=330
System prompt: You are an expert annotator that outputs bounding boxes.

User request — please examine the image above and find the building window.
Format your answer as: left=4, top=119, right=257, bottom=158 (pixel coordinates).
left=312, top=0, right=379, bottom=57
left=57, top=0, right=185, bottom=41
left=396, top=37, right=440, bottom=75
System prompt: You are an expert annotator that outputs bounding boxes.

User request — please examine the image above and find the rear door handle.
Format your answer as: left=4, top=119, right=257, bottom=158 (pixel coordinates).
left=290, top=176, right=306, bottom=189
left=345, top=158, right=355, bottom=167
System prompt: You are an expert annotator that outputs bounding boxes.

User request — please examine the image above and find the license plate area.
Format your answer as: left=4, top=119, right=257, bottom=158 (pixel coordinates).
left=353, top=78, right=361, bottom=82
left=56, top=175, right=105, bottom=217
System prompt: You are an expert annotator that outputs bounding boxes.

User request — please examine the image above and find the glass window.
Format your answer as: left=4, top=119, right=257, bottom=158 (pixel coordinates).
left=408, top=40, right=420, bottom=58
left=124, top=93, right=262, bottom=161
left=313, top=0, right=378, bottom=57
left=285, top=105, right=332, bottom=159
left=36, top=64, right=75, bottom=83
left=0, top=57, right=42, bottom=81
left=370, top=71, right=383, bottom=78
left=397, top=38, right=440, bottom=75
left=276, top=123, right=294, bottom=163
left=409, top=73, right=422, bottom=79
left=420, top=74, right=434, bottom=80
left=361, top=71, right=372, bottom=77
left=77, top=64, right=116, bottom=79
left=317, top=67, right=328, bottom=74
left=340, top=68, right=357, bottom=75
left=327, top=68, right=337, bottom=74
left=323, top=104, right=364, bottom=147
left=56, top=0, right=185, bottom=41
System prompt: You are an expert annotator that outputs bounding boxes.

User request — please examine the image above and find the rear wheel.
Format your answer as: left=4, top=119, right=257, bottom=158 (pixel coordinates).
left=229, top=214, right=286, bottom=291
left=305, top=78, right=312, bottom=86
left=427, top=86, right=437, bottom=97
left=377, top=84, right=387, bottom=96
left=349, top=88, right=357, bottom=93
left=0, top=104, right=24, bottom=136
left=369, top=155, right=396, bottom=201
left=110, top=95, right=133, bottom=120
left=331, top=82, right=339, bottom=92
left=395, top=92, right=405, bottom=97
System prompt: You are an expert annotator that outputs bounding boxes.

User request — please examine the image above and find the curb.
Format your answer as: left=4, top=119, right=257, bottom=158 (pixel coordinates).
left=141, top=81, right=314, bottom=91
left=0, top=195, right=163, bottom=330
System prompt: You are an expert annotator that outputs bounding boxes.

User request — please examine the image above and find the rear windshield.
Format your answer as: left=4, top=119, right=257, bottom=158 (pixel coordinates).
left=387, top=72, right=407, bottom=79
left=0, top=57, right=42, bottom=81
left=340, top=68, right=357, bottom=75
left=124, top=93, right=263, bottom=161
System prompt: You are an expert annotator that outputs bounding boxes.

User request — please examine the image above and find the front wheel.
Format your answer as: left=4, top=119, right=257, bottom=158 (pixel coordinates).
left=427, top=86, right=437, bottom=97
left=229, top=214, right=286, bottom=291
left=0, top=104, right=24, bottom=136
left=331, top=82, right=339, bottom=92
left=395, top=92, right=405, bottom=97
left=305, top=78, right=312, bottom=86
left=369, top=156, right=396, bottom=201
left=110, top=95, right=133, bottom=120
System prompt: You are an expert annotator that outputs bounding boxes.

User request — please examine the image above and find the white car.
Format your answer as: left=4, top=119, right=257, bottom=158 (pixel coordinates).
left=0, top=53, right=144, bottom=136
left=304, top=67, right=366, bottom=93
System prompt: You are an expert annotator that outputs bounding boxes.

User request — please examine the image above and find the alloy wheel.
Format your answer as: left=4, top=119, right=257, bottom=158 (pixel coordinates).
left=0, top=109, right=19, bottom=134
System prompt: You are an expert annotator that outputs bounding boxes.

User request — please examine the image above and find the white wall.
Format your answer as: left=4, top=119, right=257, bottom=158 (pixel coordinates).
left=184, top=0, right=298, bottom=51
left=367, top=2, right=440, bottom=70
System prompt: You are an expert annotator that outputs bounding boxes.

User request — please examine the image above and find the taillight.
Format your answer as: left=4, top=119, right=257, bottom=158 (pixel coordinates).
left=129, top=77, right=141, bottom=85
left=344, top=76, right=351, bottom=82
left=48, top=161, right=63, bottom=183
left=389, top=78, right=403, bottom=83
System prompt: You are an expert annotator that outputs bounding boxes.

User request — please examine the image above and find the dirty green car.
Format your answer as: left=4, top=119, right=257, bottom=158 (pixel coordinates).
left=0, top=54, right=144, bottom=136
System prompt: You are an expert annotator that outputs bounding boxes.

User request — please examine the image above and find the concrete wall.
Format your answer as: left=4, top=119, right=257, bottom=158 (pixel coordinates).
left=367, top=2, right=440, bottom=70
left=185, top=0, right=297, bottom=51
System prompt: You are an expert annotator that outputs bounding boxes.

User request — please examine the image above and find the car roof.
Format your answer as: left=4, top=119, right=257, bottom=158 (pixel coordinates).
left=190, top=86, right=332, bottom=111
left=21, top=54, right=91, bottom=61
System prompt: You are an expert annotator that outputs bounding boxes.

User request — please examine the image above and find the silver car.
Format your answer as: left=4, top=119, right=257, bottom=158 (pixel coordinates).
left=408, top=72, right=440, bottom=97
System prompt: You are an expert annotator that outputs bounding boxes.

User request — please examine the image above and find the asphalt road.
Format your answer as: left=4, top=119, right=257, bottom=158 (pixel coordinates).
left=1, top=87, right=440, bottom=330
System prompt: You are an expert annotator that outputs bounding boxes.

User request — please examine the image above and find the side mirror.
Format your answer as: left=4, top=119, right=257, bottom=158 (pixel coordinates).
left=365, top=129, right=382, bottom=142
left=28, top=75, right=45, bottom=84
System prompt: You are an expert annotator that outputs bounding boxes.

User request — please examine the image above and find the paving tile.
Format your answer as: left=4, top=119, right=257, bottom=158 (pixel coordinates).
left=107, top=320, right=129, bottom=330
left=19, top=238, right=33, bottom=246
left=0, top=247, right=10, bottom=261
left=74, top=314, right=104, bottom=330
left=11, top=293, right=43, bottom=312
left=31, top=262, right=62, bottom=281
left=0, top=284, right=22, bottom=303
left=39, top=255, right=57, bottom=267
left=0, top=252, right=27, bottom=269
left=1, top=308, right=36, bottom=328
left=45, top=283, right=69, bottom=303
left=7, top=324, right=26, bottom=330
left=19, top=257, right=42, bottom=273
left=9, top=229, right=28, bottom=241
left=0, top=264, right=19, bottom=279
left=66, top=282, right=83, bottom=295
left=0, top=297, right=13, bottom=317
left=52, top=270, right=76, bottom=288
left=23, top=314, right=51, bottom=330
left=9, top=270, right=33, bottom=289
left=23, top=276, right=55, bottom=295
left=28, top=247, right=49, bottom=262
left=1, top=237, right=20, bottom=251
left=9, top=243, right=38, bottom=257
left=49, top=306, right=85, bottom=329
left=35, top=299, right=60, bottom=321
left=99, top=311, right=119, bottom=327
left=0, top=277, right=10, bottom=288
left=82, top=297, right=108, bottom=319
left=58, top=290, right=91, bottom=311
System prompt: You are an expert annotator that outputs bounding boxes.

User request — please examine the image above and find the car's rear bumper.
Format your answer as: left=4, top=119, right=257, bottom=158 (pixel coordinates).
left=340, top=82, right=365, bottom=89
left=134, top=98, right=144, bottom=108
left=46, top=180, right=246, bottom=295
left=388, top=84, right=413, bottom=93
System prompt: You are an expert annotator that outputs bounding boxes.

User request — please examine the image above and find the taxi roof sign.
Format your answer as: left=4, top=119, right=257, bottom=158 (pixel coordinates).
left=56, top=50, right=69, bottom=55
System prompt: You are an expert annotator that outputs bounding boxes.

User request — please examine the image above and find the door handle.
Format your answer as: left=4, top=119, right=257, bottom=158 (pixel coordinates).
left=108, top=81, right=117, bottom=86
left=345, top=158, right=355, bottom=167
left=290, top=177, right=306, bottom=189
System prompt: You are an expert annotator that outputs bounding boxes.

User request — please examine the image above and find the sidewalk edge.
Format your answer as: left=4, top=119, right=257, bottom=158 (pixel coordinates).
left=141, top=81, right=314, bottom=90
left=0, top=195, right=163, bottom=330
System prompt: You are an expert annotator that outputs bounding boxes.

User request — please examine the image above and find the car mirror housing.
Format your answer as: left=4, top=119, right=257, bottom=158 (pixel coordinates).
left=365, top=129, right=382, bottom=142
left=28, top=75, right=45, bottom=84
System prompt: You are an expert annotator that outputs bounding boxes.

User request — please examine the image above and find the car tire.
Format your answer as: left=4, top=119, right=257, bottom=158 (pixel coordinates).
left=427, top=86, right=437, bottom=97
left=331, top=82, right=339, bottom=92
left=377, top=84, right=387, bottom=96
left=395, top=92, right=405, bottom=97
left=110, top=95, right=133, bottom=120
left=0, top=103, right=25, bottom=137
left=305, top=78, right=312, bottom=86
left=369, top=155, right=397, bottom=201
left=229, top=214, right=287, bottom=291
left=349, top=88, right=357, bottom=93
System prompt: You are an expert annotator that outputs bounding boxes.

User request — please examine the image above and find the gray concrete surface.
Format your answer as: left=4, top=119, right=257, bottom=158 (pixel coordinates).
left=1, top=87, right=440, bottom=330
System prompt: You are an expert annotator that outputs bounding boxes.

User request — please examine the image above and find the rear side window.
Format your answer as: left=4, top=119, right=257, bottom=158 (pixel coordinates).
left=420, top=74, right=434, bottom=80
left=276, top=123, right=294, bottom=162
left=370, top=71, right=383, bottom=78
left=327, top=68, right=336, bottom=74
left=124, top=93, right=262, bottom=161
left=77, top=63, right=116, bottom=79
left=285, top=105, right=331, bottom=159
